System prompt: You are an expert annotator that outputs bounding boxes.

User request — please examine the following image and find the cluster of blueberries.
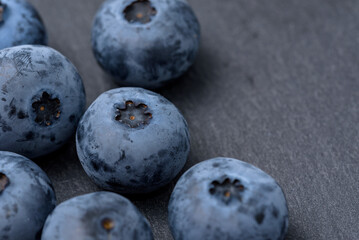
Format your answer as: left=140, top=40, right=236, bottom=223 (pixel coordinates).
left=0, top=0, right=289, bottom=239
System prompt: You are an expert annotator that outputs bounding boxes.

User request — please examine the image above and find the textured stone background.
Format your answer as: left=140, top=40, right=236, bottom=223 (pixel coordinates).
left=29, top=0, right=359, bottom=239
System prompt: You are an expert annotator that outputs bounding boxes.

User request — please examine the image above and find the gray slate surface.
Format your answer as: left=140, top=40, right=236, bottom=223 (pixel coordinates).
left=28, top=0, right=359, bottom=239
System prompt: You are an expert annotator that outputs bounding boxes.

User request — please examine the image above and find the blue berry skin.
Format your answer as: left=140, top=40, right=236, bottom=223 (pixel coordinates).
left=0, top=151, right=56, bottom=240
left=0, top=45, right=86, bottom=158
left=0, top=0, right=47, bottom=50
left=41, top=192, right=154, bottom=240
left=92, top=0, right=200, bottom=89
left=76, top=87, right=190, bottom=194
left=168, top=158, right=289, bottom=240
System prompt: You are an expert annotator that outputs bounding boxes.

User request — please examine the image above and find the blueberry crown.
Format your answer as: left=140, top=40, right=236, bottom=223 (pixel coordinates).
left=123, top=0, right=157, bottom=24
left=32, top=91, right=61, bottom=127
left=0, top=173, right=10, bottom=194
left=101, top=218, right=115, bottom=232
left=209, top=176, right=245, bottom=204
left=0, top=1, right=6, bottom=23
left=115, top=100, right=152, bottom=128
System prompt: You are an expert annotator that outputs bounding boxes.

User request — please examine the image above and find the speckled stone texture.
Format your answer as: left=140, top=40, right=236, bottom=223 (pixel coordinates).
left=169, top=158, right=288, bottom=240
left=0, top=0, right=47, bottom=49
left=76, top=87, right=190, bottom=194
left=0, top=151, right=56, bottom=240
left=0, top=45, right=86, bottom=158
left=28, top=0, right=359, bottom=239
left=41, top=192, right=153, bottom=240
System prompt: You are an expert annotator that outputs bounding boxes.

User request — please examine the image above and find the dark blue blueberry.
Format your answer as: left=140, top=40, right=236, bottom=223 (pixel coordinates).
left=0, top=0, right=47, bottom=49
left=91, top=0, right=200, bottom=89
left=0, top=45, right=86, bottom=158
left=41, top=192, right=153, bottom=240
left=168, top=157, right=289, bottom=240
left=76, top=87, right=190, bottom=194
left=0, top=151, right=56, bottom=240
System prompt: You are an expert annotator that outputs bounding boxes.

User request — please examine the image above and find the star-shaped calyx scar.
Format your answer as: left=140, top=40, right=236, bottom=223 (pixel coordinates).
left=209, top=177, right=245, bottom=204
left=115, top=100, right=152, bottom=128
left=32, top=91, right=61, bottom=127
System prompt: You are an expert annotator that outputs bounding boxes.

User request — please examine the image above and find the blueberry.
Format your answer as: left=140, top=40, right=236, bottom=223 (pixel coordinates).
left=168, top=157, right=289, bottom=240
left=0, top=45, right=86, bottom=158
left=0, top=151, right=56, bottom=240
left=41, top=191, right=153, bottom=240
left=76, top=87, right=190, bottom=194
left=0, top=0, right=47, bottom=50
left=91, top=0, right=200, bottom=89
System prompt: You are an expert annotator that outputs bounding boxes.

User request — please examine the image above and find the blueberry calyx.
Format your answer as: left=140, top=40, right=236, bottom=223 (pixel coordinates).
left=209, top=176, right=245, bottom=204
left=101, top=218, right=115, bottom=232
left=32, top=91, right=61, bottom=127
left=0, top=172, right=10, bottom=194
left=0, top=1, right=6, bottom=23
left=123, top=0, right=157, bottom=24
left=115, top=100, right=152, bottom=128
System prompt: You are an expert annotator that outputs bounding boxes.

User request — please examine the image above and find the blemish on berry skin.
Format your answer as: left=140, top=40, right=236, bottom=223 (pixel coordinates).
left=68, top=114, right=76, bottom=122
left=123, top=0, right=157, bottom=24
left=115, top=100, right=152, bottom=128
left=17, top=110, right=28, bottom=119
left=255, top=212, right=265, bottom=224
left=212, top=163, right=220, bottom=167
left=24, top=131, right=34, bottom=141
left=272, top=207, right=279, bottom=218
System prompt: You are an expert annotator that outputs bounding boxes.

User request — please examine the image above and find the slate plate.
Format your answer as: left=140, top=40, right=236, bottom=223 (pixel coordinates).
left=28, top=0, right=359, bottom=239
